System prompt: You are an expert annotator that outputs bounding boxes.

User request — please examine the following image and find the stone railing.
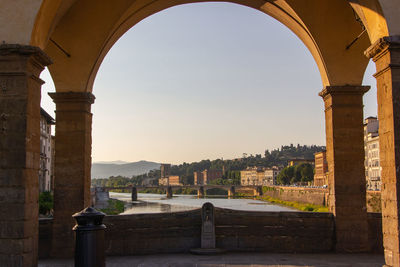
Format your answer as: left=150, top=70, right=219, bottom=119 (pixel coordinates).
left=39, top=208, right=383, bottom=258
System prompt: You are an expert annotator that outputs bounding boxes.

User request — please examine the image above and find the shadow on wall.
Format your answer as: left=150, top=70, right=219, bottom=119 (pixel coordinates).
left=39, top=208, right=383, bottom=259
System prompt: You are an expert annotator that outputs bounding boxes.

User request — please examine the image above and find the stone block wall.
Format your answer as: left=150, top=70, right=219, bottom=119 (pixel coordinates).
left=262, top=186, right=328, bottom=206
left=214, top=209, right=334, bottom=252
left=261, top=186, right=382, bottom=212
left=39, top=208, right=383, bottom=257
left=103, top=209, right=202, bottom=255
left=38, top=218, right=53, bottom=259
left=367, top=212, right=384, bottom=253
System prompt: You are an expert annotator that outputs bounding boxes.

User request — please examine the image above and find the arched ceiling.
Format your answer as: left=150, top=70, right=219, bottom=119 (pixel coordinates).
left=29, top=0, right=392, bottom=92
left=349, top=0, right=388, bottom=44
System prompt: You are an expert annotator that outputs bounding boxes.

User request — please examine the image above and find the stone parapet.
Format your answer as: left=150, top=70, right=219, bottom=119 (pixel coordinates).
left=40, top=209, right=385, bottom=256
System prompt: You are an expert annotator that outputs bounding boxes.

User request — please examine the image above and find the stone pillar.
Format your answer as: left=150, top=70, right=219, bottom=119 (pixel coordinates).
left=166, top=186, right=173, bottom=199
left=49, top=92, right=95, bottom=258
left=365, top=36, right=400, bottom=267
left=0, top=44, right=51, bottom=266
left=228, top=186, right=235, bottom=198
left=198, top=186, right=205, bottom=198
left=319, top=85, right=370, bottom=253
left=256, top=186, right=263, bottom=196
left=131, top=187, right=137, bottom=201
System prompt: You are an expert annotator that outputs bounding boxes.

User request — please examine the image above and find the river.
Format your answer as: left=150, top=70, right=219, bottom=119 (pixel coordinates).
left=109, top=192, right=296, bottom=214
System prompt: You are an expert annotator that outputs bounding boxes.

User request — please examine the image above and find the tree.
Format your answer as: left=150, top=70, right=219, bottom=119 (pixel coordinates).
left=276, top=166, right=295, bottom=185
left=300, top=163, right=314, bottom=182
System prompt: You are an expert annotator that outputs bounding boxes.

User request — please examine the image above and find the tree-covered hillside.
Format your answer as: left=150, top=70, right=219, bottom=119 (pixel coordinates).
left=91, top=144, right=325, bottom=187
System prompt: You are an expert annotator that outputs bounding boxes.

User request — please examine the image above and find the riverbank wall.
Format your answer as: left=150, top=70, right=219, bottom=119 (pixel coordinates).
left=39, top=208, right=383, bottom=258
left=259, top=186, right=381, bottom=213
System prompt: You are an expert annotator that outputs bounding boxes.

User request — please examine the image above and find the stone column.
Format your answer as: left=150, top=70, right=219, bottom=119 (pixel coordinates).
left=228, top=186, right=235, bottom=198
left=49, top=92, right=95, bottom=258
left=0, top=44, right=51, bottom=266
left=198, top=186, right=205, bottom=198
left=166, top=186, right=173, bottom=198
left=131, top=187, right=137, bottom=201
left=365, top=36, right=400, bottom=267
left=319, top=85, right=370, bottom=252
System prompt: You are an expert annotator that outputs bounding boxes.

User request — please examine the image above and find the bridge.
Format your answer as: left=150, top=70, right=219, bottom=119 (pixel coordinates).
left=93, top=185, right=264, bottom=202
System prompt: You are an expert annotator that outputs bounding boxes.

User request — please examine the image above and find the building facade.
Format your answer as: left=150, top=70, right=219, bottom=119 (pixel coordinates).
left=264, top=167, right=280, bottom=186
left=288, top=159, right=315, bottom=167
left=158, top=177, right=169, bottom=186
left=194, top=169, right=223, bottom=185
left=241, top=166, right=281, bottom=186
left=240, top=167, right=264, bottom=186
left=314, top=151, right=328, bottom=187
left=160, top=163, right=171, bottom=178
left=168, top=175, right=182, bottom=186
left=39, top=108, right=55, bottom=192
left=364, top=117, right=381, bottom=190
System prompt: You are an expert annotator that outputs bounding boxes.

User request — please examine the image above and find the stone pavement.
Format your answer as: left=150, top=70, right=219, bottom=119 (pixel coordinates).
left=39, top=252, right=384, bottom=267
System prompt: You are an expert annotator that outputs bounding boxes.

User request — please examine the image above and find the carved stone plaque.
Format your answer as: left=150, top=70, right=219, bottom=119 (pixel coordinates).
left=201, top=202, right=215, bottom=249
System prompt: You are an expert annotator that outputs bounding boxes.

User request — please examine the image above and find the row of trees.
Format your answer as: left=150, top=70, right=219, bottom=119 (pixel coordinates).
left=91, top=144, right=324, bottom=187
left=91, top=168, right=160, bottom=188
left=276, top=163, right=314, bottom=185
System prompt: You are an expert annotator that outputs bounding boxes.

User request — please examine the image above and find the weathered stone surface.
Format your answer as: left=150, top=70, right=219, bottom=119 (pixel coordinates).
left=319, top=85, right=370, bottom=252
left=201, top=203, right=216, bottom=249
left=49, top=92, right=95, bottom=258
left=40, top=209, right=383, bottom=257
left=365, top=35, right=400, bottom=267
left=0, top=44, right=51, bottom=267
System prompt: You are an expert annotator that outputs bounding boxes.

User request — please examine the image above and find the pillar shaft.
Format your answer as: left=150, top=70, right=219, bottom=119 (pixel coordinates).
left=0, top=44, right=51, bottom=266
left=49, top=92, right=95, bottom=258
left=198, top=186, right=204, bottom=198
left=319, top=85, right=369, bottom=252
left=166, top=186, right=173, bottom=198
left=365, top=36, right=400, bottom=267
left=131, top=187, right=137, bottom=201
left=228, top=186, right=235, bottom=198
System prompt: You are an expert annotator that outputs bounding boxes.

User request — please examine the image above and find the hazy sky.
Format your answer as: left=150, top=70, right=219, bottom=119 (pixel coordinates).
left=40, top=3, right=378, bottom=164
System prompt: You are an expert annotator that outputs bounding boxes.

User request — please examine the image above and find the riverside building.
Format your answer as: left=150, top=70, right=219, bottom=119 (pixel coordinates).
left=39, top=108, right=55, bottom=192
left=364, top=117, right=381, bottom=190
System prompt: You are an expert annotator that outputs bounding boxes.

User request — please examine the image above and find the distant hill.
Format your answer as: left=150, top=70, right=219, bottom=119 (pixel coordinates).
left=94, top=160, right=129, bottom=165
left=91, top=160, right=161, bottom=179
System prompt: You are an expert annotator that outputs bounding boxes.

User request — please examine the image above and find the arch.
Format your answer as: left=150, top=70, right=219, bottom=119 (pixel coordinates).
left=31, top=0, right=376, bottom=93
left=348, top=0, right=389, bottom=44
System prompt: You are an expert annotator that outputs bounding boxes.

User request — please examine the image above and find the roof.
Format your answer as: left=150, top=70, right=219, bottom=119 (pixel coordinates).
left=40, top=108, right=55, bottom=125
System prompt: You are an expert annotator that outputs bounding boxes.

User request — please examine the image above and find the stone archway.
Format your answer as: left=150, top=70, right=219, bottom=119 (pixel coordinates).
left=1, top=0, right=400, bottom=266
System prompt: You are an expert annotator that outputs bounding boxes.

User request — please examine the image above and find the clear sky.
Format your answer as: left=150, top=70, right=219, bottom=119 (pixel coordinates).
left=40, top=3, right=378, bottom=164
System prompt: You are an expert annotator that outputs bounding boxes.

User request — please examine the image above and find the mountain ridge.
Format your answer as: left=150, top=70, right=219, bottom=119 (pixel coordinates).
left=91, top=160, right=161, bottom=179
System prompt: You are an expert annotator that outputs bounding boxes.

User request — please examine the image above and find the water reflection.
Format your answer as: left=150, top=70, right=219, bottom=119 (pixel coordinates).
left=110, top=192, right=296, bottom=214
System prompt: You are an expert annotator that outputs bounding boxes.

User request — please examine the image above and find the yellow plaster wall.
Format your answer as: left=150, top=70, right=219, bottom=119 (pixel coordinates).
left=0, top=0, right=43, bottom=45
left=31, top=0, right=395, bottom=93
left=45, top=0, right=366, bottom=93
left=349, top=0, right=389, bottom=44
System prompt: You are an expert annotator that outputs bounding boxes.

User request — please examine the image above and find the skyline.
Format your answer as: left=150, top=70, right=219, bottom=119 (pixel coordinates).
left=40, top=2, right=378, bottom=165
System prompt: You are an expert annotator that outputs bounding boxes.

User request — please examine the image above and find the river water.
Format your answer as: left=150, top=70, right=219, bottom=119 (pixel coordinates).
left=109, top=192, right=296, bottom=214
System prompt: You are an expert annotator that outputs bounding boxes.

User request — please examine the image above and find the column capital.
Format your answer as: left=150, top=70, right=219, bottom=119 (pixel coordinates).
left=365, top=35, right=400, bottom=60
left=49, top=92, right=95, bottom=105
left=0, top=44, right=52, bottom=66
left=318, top=85, right=370, bottom=100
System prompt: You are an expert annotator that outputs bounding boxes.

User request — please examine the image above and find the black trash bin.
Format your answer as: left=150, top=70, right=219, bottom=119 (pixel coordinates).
left=72, top=207, right=106, bottom=267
